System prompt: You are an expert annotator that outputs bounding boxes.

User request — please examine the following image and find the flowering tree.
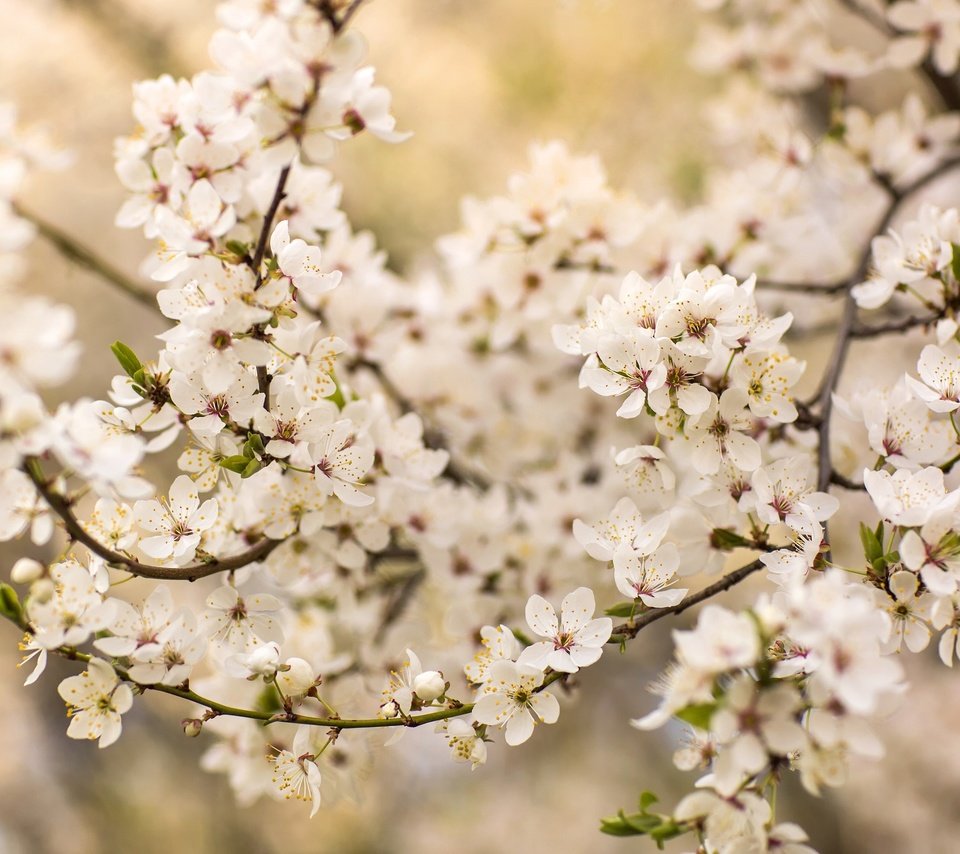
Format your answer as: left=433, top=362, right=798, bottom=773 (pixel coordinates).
left=4, top=0, right=960, bottom=848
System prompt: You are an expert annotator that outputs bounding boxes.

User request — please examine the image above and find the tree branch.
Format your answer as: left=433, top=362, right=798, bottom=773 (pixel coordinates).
left=2, top=553, right=765, bottom=734
left=252, top=165, right=292, bottom=287
left=612, top=559, right=765, bottom=640
left=16, top=203, right=157, bottom=310
left=25, top=459, right=282, bottom=581
left=816, top=156, right=960, bottom=499
left=851, top=313, right=940, bottom=338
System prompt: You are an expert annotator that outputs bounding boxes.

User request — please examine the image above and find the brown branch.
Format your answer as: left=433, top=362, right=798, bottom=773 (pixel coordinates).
left=338, top=0, right=368, bottom=32
left=851, top=313, right=941, bottom=338
left=611, top=559, right=765, bottom=640
left=316, top=0, right=368, bottom=33
left=755, top=278, right=848, bottom=296
left=835, top=0, right=960, bottom=111
left=816, top=156, right=960, bottom=503
left=26, top=460, right=282, bottom=582
left=252, top=164, right=292, bottom=287
left=829, top=470, right=865, bottom=490
left=15, top=203, right=157, bottom=311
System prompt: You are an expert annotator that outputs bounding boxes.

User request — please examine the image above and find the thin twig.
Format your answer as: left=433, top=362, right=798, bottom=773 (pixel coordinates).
left=26, top=459, right=282, bottom=581
left=815, top=156, right=960, bottom=497
left=829, top=470, right=865, bottom=490
left=338, top=0, right=368, bottom=32
left=851, top=313, right=941, bottom=338
left=755, top=278, right=847, bottom=296
left=16, top=203, right=156, bottom=310
left=252, top=165, right=292, bottom=286
left=612, top=559, right=765, bottom=639
left=4, top=554, right=764, bottom=733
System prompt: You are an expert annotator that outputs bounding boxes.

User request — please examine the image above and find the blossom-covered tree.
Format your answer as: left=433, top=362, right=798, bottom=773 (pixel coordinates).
left=3, top=0, right=960, bottom=849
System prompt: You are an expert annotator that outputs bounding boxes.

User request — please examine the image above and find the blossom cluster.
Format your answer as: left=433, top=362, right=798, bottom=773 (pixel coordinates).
left=5, top=0, right=960, bottom=849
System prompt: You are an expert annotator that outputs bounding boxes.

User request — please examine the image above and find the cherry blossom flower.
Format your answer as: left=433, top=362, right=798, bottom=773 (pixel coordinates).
left=472, top=660, right=560, bottom=746
left=269, top=726, right=323, bottom=817
left=57, top=658, right=133, bottom=748
left=876, top=571, right=935, bottom=653
left=269, top=220, right=342, bottom=299
left=516, top=587, right=612, bottom=673
left=134, top=475, right=219, bottom=563
left=464, top=624, right=522, bottom=685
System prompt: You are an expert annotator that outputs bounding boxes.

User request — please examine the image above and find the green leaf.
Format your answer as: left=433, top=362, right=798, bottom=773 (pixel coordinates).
left=599, top=812, right=658, bottom=837
left=859, top=522, right=883, bottom=563
left=605, top=600, right=637, bottom=618
left=220, top=455, right=252, bottom=474
left=619, top=812, right=661, bottom=833
left=675, top=702, right=717, bottom=730
left=649, top=820, right=685, bottom=844
left=225, top=239, right=250, bottom=259
left=246, top=432, right=265, bottom=456
left=0, top=583, right=23, bottom=625
left=110, top=341, right=142, bottom=378
left=710, top=527, right=753, bottom=551
left=951, top=243, right=960, bottom=283
left=599, top=817, right=642, bottom=837
left=241, top=459, right=263, bottom=478
left=638, top=791, right=659, bottom=811
left=326, top=375, right=347, bottom=410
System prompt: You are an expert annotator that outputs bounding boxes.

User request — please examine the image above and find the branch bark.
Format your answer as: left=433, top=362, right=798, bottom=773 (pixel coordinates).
left=26, top=459, right=282, bottom=581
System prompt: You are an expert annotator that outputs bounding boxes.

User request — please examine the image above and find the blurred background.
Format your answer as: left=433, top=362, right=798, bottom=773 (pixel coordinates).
left=1, top=1, right=958, bottom=852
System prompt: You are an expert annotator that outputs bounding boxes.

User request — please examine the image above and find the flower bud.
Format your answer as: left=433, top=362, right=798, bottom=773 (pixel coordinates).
left=412, top=670, right=446, bottom=702
left=276, top=657, right=315, bottom=700
left=380, top=699, right=400, bottom=719
left=182, top=718, right=203, bottom=737
left=11, top=558, right=43, bottom=585
left=28, top=577, right=55, bottom=605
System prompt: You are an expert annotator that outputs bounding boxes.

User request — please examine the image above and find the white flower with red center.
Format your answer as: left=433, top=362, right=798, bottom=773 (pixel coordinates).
left=654, top=268, right=750, bottom=358
left=908, top=342, right=960, bottom=413
left=889, top=0, right=960, bottom=75
left=646, top=345, right=714, bottom=418
left=834, top=378, right=952, bottom=467
left=579, top=331, right=665, bottom=419
left=472, top=660, right=560, bottom=745
left=613, top=542, right=688, bottom=608
left=133, top=475, right=219, bottom=563
left=308, top=418, right=375, bottom=507
left=464, top=624, right=522, bottom=685
left=751, top=455, right=838, bottom=532
left=269, top=220, right=342, bottom=300
left=572, top=496, right=648, bottom=562
left=730, top=347, right=805, bottom=423
left=57, top=658, right=133, bottom=748
left=27, top=560, right=116, bottom=650
left=877, top=571, right=936, bottom=653
left=899, top=506, right=960, bottom=595
left=203, top=585, right=284, bottom=654
left=94, top=584, right=177, bottom=658
left=516, top=587, right=612, bottom=673
left=151, top=179, right=236, bottom=281
left=710, top=675, right=807, bottom=797
left=269, top=726, right=323, bottom=818
left=169, top=369, right=264, bottom=440
left=685, top=387, right=761, bottom=475
left=863, top=465, right=956, bottom=527
left=126, top=613, right=206, bottom=686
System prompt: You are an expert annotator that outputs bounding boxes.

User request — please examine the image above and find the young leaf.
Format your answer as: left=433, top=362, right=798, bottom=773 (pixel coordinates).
left=110, top=341, right=142, bottom=378
left=675, top=702, right=717, bottom=730
left=605, top=601, right=637, bottom=618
